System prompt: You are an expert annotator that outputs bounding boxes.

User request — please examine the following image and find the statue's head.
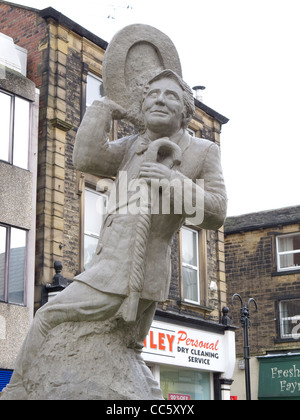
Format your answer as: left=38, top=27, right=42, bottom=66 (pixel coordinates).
left=135, top=69, right=195, bottom=134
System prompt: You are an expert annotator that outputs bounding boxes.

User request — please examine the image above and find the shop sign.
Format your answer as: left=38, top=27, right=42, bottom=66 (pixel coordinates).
left=168, top=393, right=191, bottom=400
left=258, top=355, right=300, bottom=400
left=142, top=320, right=226, bottom=372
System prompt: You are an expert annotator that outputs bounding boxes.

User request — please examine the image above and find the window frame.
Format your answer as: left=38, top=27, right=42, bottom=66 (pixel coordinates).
left=82, top=184, right=108, bottom=271
left=276, top=232, right=300, bottom=272
left=278, top=298, right=300, bottom=341
left=81, top=68, right=117, bottom=139
left=181, top=226, right=200, bottom=304
left=86, top=72, right=104, bottom=108
left=187, top=127, right=196, bottom=138
left=179, top=226, right=208, bottom=306
left=0, top=224, right=27, bottom=306
left=0, top=89, right=31, bottom=170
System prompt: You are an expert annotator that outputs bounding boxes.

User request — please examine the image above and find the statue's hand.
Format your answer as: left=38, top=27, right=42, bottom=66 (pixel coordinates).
left=92, top=97, right=127, bottom=121
left=139, top=162, right=173, bottom=183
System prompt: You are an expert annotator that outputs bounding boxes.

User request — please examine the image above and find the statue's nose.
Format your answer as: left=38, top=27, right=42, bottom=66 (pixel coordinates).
left=155, top=92, right=166, bottom=104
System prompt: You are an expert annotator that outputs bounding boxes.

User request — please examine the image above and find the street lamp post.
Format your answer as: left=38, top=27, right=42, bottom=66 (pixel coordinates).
left=232, top=293, right=258, bottom=401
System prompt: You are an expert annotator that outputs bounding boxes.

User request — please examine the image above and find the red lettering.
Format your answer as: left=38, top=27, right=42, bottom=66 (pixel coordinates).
left=144, top=331, right=176, bottom=352
left=166, top=334, right=175, bottom=352
left=176, top=330, right=220, bottom=353
left=158, top=332, right=165, bottom=350
left=150, top=330, right=157, bottom=349
left=177, top=330, right=187, bottom=344
left=145, top=329, right=219, bottom=355
left=214, top=340, right=219, bottom=351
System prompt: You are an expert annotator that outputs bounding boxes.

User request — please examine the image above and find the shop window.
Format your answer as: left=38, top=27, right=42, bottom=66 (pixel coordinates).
left=279, top=299, right=300, bottom=340
left=0, top=225, right=27, bottom=305
left=83, top=187, right=108, bottom=270
left=160, top=365, right=211, bottom=400
left=86, top=73, right=105, bottom=108
left=180, top=227, right=207, bottom=305
left=276, top=233, right=300, bottom=271
left=0, top=90, right=30, bottom=170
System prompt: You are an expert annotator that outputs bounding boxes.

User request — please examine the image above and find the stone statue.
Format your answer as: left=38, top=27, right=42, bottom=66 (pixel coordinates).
left=2, top=25, right=227, bottom=400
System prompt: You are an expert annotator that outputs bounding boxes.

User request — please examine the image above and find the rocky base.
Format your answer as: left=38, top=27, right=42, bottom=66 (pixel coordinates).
left=1, top=319, right=163, bottom=400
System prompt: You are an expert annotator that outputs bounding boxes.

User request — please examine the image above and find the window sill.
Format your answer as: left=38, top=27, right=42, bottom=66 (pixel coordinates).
left=177, top=300, right=215, bottom=313
left=0, top=159, right=30, bottom=172
left=272, top=269, right=300, bottom=277
left=0, top=300, right=26, bottom=307
left=274, top=337, right=300, bottom=344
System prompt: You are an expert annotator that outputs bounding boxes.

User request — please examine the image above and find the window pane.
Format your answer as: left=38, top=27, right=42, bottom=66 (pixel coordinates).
left=0, top=226, right=7, bottom=301
left=294, top=235, right=300, bottom=251
left=182, top=228, right=197, bottom=266
left=13, top=97, right=30, bottom=169
left=86, top=74, right=105, bottom=107
left=8, top=228, right=26, bottom=304
left=280, top=300, right=300, bottom=338
left=295, top=253, right=300, bottom=267
left=182, top=266, right=198, bottom=302
left=278, top=235, right=298, bottom=252
left=160, top=365, right=211, bottom=400
left=279, top=254, right=298, bottom=270
left=84, top=234, right=98, bottom=270
left=84, top=189, right=107, bottom=236
left=0, top=91, right=12, bottom=162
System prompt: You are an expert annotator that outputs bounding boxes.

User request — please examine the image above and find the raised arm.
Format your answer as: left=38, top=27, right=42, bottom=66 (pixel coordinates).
left=73, top=98, right=128, bottom=177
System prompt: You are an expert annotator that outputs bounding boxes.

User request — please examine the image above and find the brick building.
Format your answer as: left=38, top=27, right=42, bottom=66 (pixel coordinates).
left=0, top=1, right=235, bottom=399
left=225, top=206, right=300, bottom=400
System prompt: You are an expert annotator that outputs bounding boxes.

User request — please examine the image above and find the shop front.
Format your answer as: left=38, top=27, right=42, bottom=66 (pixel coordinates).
left=258, top=353, right=300, bottom=400
left=142, top=315, right=236, bottom=400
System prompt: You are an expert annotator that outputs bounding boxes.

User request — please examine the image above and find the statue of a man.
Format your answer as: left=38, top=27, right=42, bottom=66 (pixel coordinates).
left=3, top=69, right=227, bottom=398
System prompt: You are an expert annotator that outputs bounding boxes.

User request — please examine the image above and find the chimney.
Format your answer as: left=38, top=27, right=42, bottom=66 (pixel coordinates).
left=193, top=85, right=206, bottom=102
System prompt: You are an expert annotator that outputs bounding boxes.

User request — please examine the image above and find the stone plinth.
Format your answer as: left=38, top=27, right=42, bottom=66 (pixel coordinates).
left=2, top=319, right=163, bottom=400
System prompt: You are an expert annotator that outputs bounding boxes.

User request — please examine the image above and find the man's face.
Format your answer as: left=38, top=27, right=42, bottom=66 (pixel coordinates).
left=142, top=77, right=185, bottom=135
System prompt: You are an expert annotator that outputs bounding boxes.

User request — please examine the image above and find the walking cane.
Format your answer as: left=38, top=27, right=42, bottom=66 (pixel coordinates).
left=123, top=138, right=182, bottom=323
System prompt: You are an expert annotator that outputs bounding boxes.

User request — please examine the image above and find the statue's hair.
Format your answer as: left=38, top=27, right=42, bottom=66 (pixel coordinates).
left=142, top=69, right=195, bottom=130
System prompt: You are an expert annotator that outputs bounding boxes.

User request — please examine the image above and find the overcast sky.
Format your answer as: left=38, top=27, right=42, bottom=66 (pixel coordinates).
left=6, top=0, right=300, bottom=216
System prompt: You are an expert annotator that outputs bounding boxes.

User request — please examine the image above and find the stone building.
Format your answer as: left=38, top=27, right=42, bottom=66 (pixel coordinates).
left=0, top=1, right=235, bottom=399
left=225, top=206, right=300, bottom=400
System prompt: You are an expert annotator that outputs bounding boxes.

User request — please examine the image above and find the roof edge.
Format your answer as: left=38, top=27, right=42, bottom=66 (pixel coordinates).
left=195, top=97, right=229, bottom=126
left=225, top=205, right=300, bottom=234
left=0, top=2, right=108, bottom=50
left=0, top=1, right=39, bottom=13
left=39, top=7, right=108, bottom=50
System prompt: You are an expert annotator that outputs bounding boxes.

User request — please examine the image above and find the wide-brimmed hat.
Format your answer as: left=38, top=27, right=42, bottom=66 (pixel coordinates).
left=102, top=24, right=182, bottom=128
